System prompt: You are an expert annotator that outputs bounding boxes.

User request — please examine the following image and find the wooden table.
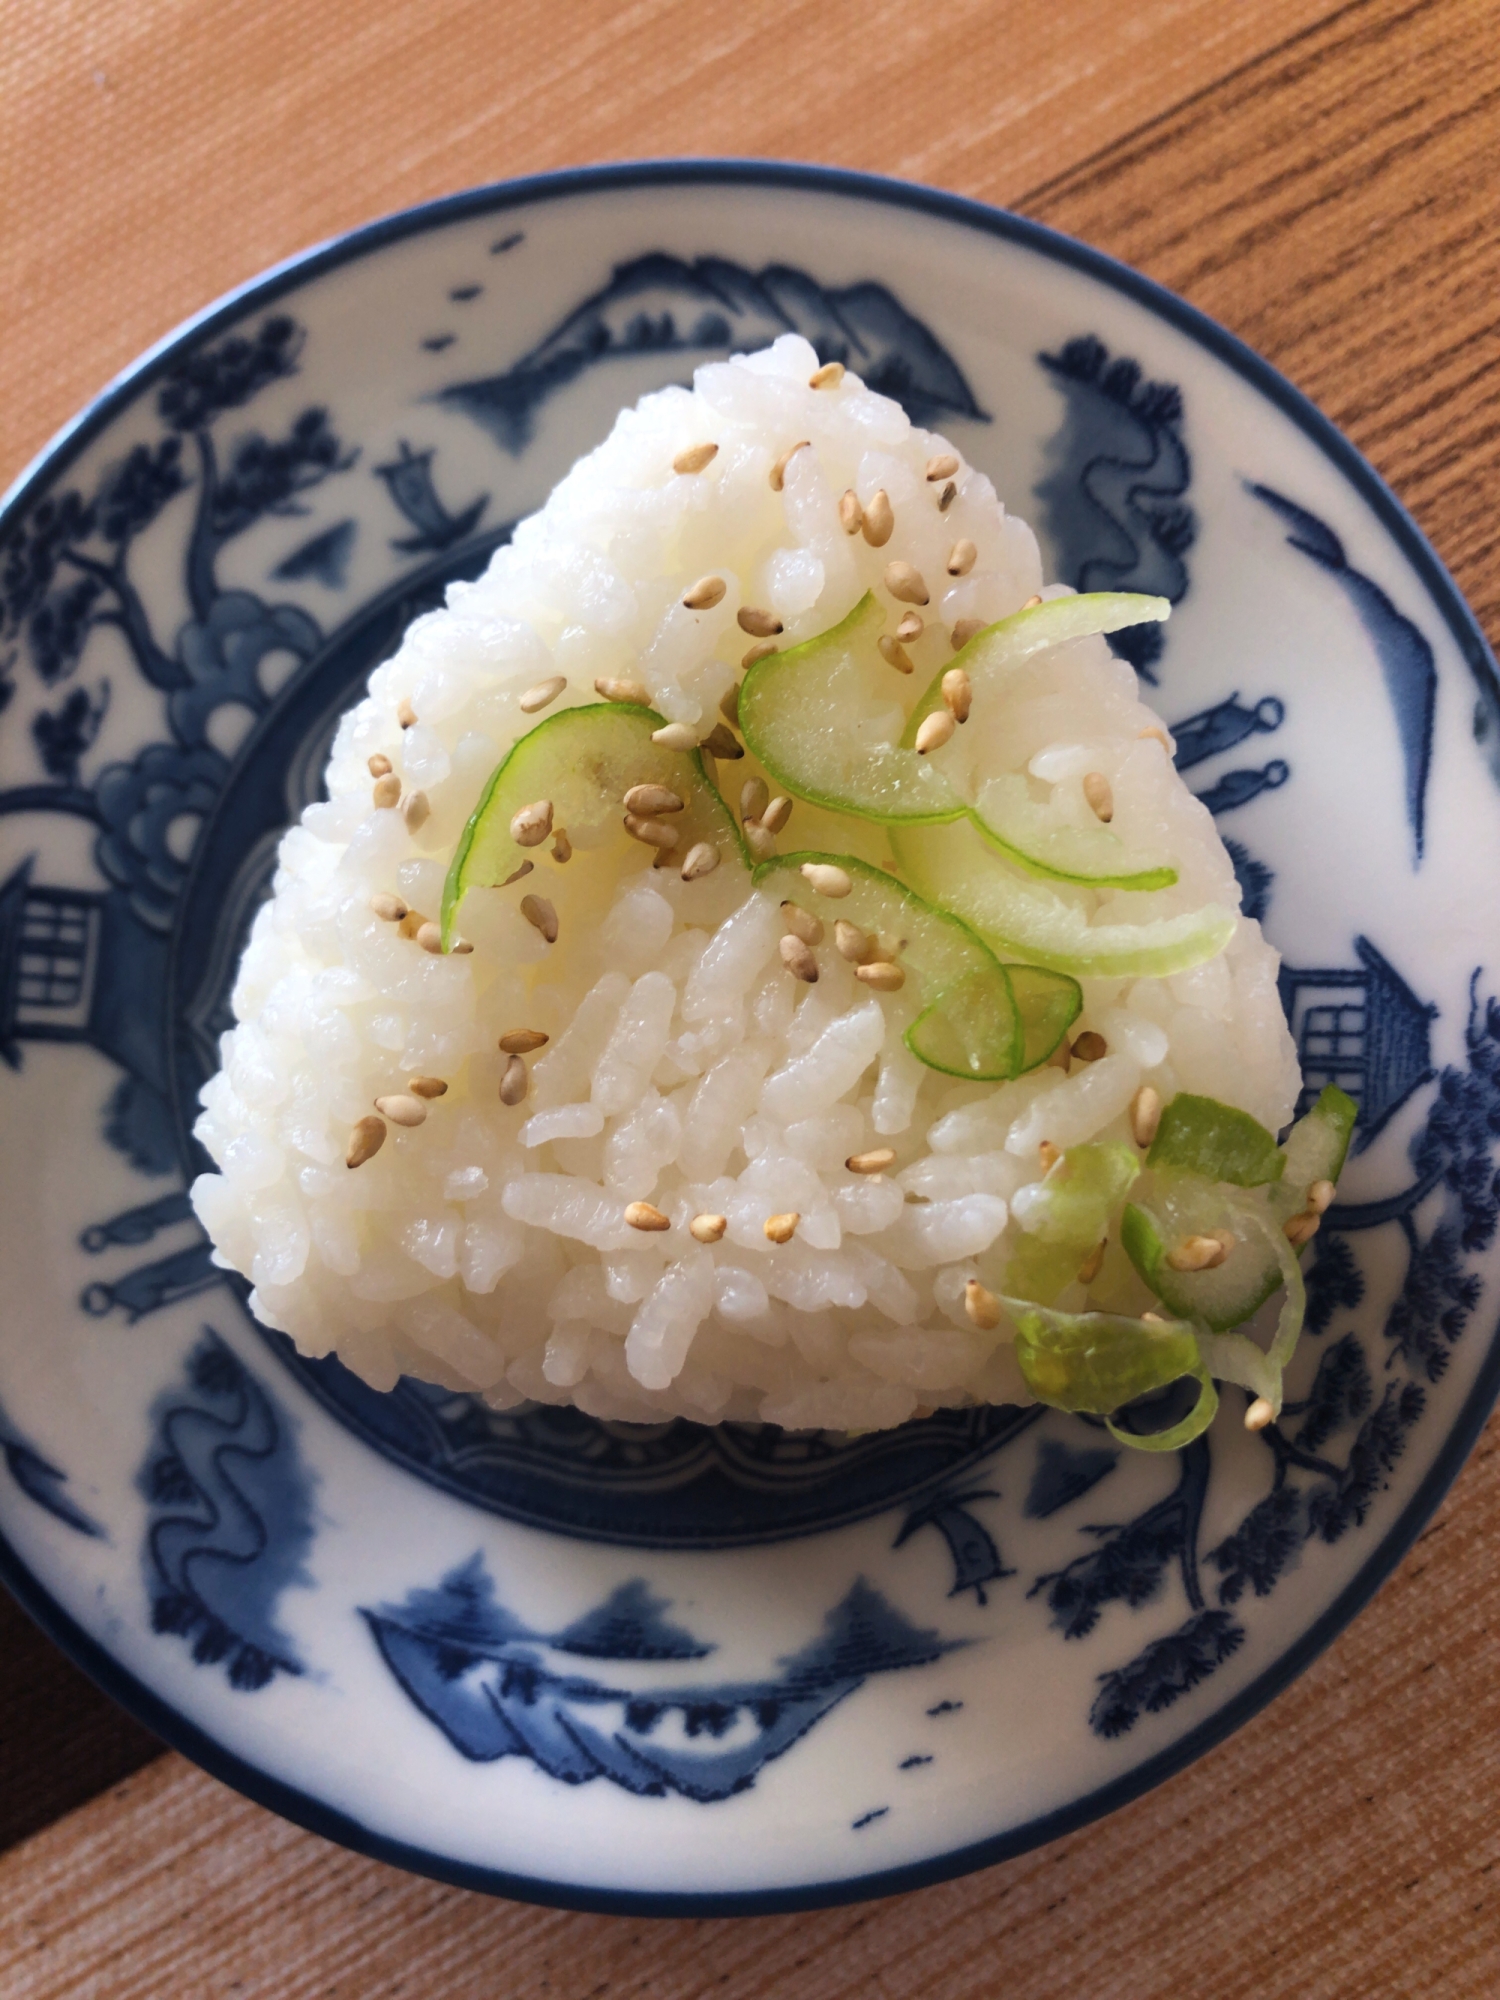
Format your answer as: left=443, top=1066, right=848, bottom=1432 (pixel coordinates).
left=4, top=1, right=1500, bottom=1991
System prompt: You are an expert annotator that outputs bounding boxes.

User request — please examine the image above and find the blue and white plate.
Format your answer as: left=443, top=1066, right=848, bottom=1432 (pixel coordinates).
left=2, top=161, right=1497, bottom=1914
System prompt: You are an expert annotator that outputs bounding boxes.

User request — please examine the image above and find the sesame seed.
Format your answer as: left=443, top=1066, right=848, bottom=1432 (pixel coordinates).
left=372, top=772, right=402, bottom=809
left=839, top=489, right=864, bottom=536
left=682, top=574, right=727, bottom=611
left=499, top=1055, right=529, bottom=1106
left=680, top=841, right=720, bottom=881
left=1071, top=1030, right=1107, bottom=1063
left=1142, top=1311, right=1166, bottom=1324
left=942, top=668, right=972, bottom=723
left=760, top=795, right=793, bottom=835
left=595, top=676, right=652, bottom=705
left=651, top=722, right=699, bottom=751
left=861, top=489, right=894, bottom=547
left=416, top=922, right=443, bottom=954
left=1077, top=1239, right=1107, bottom=1284
left=451, top=938, right=474, bottom=955
left=764, top=1211, right=800, bottom=1244
left=1307, top=1178, right=1336, bottom=1215
left=780, top=934, right=820, bottom=983
left=396, top=697, right=418, bottom=728
left=937, top=481, right=957, bottom=511
left=689, top=1211, right=728, bottom=1244
left=856, top=960, right=905, bottom=991
left=950, top=618, right=985, bottom=649
left=1245, top=1397, right=1275, bottom=1432
left=1038, top=1141, right=1061, bottom=1172
left=1082, top=771, right=1114, bottom=822
left=519, top=675, right=567, bottom=713
left=402, top=790, right=430, bottom=833
left=1022, top=594, right=1043, bottom=609
left=499, top=1029, right=548, bottom=1055
left=801, top=861, right=852, bottom=898
left=926, top=453, right=960, bottom=481
left=743, top=820, right=777, bottom=860
left=346, top=1116, right=386, bottom=1168
left=370, top=891, right=407, bottom=922
left=809, top=360, right=845, bottom=389
left=741, top=777, right=770, bottom=822
left=623, top=782, right=684, bottom=817
left=673, top=441, right=719, bottom=475
left=623, top=812, right=680, bottom=851
left=701, top=722, right=744, bottom=761
left=780, top=901, right=823, bottom=946
left=896, top=611, right=924, bottom=643
left=375, top=1093, right=427, bottom=1128
left=626, top=1200, right=671, bottom=1232
left=1130, top=1086, right=1162, bottom=1148
left=367, top=752, right=393, bottom=778
left=409, top=1075, right=448, bottom=1098
left=1138, top=725, right=1173, bottom=752
left=770, top=440, right=810, bottom=491
left=946, top=539, right=977, bottom=576
left=738, top=606, right=783, bottom=637
left=1167, top=1234, right=1229, bottom=1272
left=1285, top=1212, right=1321, bottom=1248
left=964, top=1279, right=1002, bottom=1331
left=520, top=894, right=558, bottom=943
left=878, top=635, right=914, bottom=675
left=884, top=560, right=930, bottom=606
left=551, top=828, right=572, bottom=863
left=833, top=919, right=869, bottom=962
left=846, top=1148, right=896, bottom=1174
left=510, top=798, right=555, bottom=847
left=914, top=711, right=955, bottom=755
left=742, top=639, right=779, bottom=670
left=501, top=860, right=535, bottom=886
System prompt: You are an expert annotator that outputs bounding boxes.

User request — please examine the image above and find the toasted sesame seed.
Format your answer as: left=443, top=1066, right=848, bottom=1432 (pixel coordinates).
left=408, top=1075, right=448, bottom=1098
left=946, top=539, right=977, bottom=577
left=926, top=452, right=960, bottom=481
left=878, top=635, right=914, bottom=675
left=1082, top=771, right=1114, bottom=823
left=626, top=1200, right=671, bottom=1232
left=595, top=676, right=652, bottom=705
left=683, top=574, right=727, bottom=611
left=741, top=776, right=770, bottom=822
left=368, top=752, right=393, bottom=778
left=937, top=481, right=957, bottom=511
left=1022, top=594, right=1043, bottom=609
left=1138, top=725, right=1173, bottom=752
left=623, top=782, right=684, bottom=817
left=833, top=919, right=869, bottom=962
left=370, top=891, right=407, bottom=922
left=451, top=937, right=474, bottom=955
left=689, top=1211, right=729, bottom=1244
left=738, top=606, right=783, bottom=638
left=1071, top=1030, right=1107, bottom=1063
left=838, top=488, right=864, bottom=535
left=1245, top=1397, right=1276, bottom=1432
left=499, top=1055, right=529, bottom=1106
left=965, top=1279, right=1002, bottom=1331
left=551, top=828, right=572, bottom=863
left=701, top=721, right=744, bottom=761
left=743, top=820, right=777, bottom=861
left=397, top=697, right=418, bottom=728
left=1307, top=1178, right=1336, bottom=1215
left=770, top=440, right=810, bottom=491
left=942, top=667, right=972, bottom=723
left=624, top=812, right=680, bottom=851
left=847, top=1147, right=896, bottom=1175
left=801, top=861, right=852, bottom=898
left=520, top=894, right=558, bottom=942
left=346, top=1115, right=386, bottom=1168
left=1167, top=1233, right=1229, bottom=1272
left=741, top=639, right=779, bottom=670
left=651, top=722, right=699, bottom=751
left=397, top=909, right=428, bottom=939
left=764, top=1211, right=800, bottom=1244
left=914, top=710, right=955, bottom=755
left=1078, top=1239, right=1107, bottom=1285
left=862, top=489, right=894, bottom=547
left=416, top=922, right=443, bottom=954
left=501, top=860, right=535, bottom=886
left=680, top=841, right=720, bottom=881
left=1130, top=1086, right=1163, bottom=1148
left=780, top=934, right=820, bottom=982
left=519, top=675, right=567, bottom=714
left=1142, top=1311, right=1166, bottom=1324
left=856, top=960, right=905, bottom=991
left=1038, top=1141, right=1061, bottom=1173
left=719, top=683, right=741, bottom=727
left=673, top=441, right=719, bottom=475
left=1285, top=1212, right=1321, bottom=1248
left=809, top=360, right=845, bottom=389
left=375, top=1093, right=427, bottom=1128
left=896, top=611, right=924, bottom=643
left=780, top=901, right=823, bottom=946
left=884, top=560, right=930, bottom=606
left=402, top=789, right=430, bottom=833
left=500, top=1029, right=548, bottom=1055
left=510, top=798, right=554, bottom=847
left=372, top=772, right=402, bottom=809
left=760, top=795, right=793, bottom=835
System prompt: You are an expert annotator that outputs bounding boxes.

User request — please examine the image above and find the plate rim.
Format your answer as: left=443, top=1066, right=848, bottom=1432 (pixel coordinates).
left=3, top=154, right=1498, bottom=1916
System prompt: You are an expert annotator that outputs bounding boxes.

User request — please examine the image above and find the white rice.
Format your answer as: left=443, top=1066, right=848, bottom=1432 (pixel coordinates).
left=190, top=335, right=1300, bottom=1430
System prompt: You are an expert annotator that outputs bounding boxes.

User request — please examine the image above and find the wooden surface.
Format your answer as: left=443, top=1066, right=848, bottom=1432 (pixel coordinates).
left=4, top=0, right=1500, bottom=1992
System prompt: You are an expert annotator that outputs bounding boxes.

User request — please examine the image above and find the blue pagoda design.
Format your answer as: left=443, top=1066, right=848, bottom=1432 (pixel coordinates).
left=1278, top=936, right=1436, bottom=1144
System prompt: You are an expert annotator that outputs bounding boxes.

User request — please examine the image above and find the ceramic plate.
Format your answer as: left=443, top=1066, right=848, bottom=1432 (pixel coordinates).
left=3, top=161, right=1497, bottom=1915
